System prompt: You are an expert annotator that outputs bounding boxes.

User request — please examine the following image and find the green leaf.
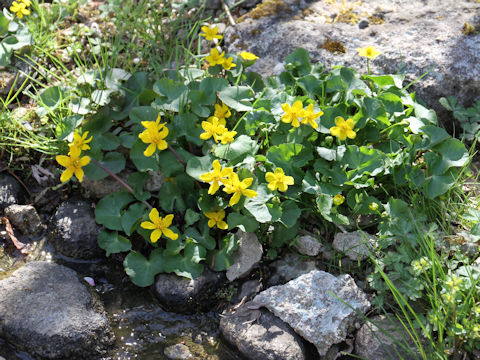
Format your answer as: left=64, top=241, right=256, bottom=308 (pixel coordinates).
left=124, top=249, right=164, bottom=287
left=316, top=194, right=333, bottom=221
left=95, top=192, right=135, bottom=230
left=55, top=114, right=83, bottom=140
left=153, top=78, right=188, bottom=100
left=271, top=223, right=299, bottom=248
left=363, top=97, right=389, bottom=126
left=98, top=230, right=132, bottom=256
left=162, top=239, right=206, bottom=279
left=69, top=97, right=91, bottom=115
left=284, top=48, right=311, bottom=76
left=185, top=209, right=200, bottom=226
left=184, top=225, right=216, bottom=250
left=208, top=233, right=239, bottom=271
left=83, top=152, right=126, bottom=181
left=186, top=154, right=215, bottom=181
left=91, top=89, right=113, bottom=106
left=266, top=143, right=313, bottom=177
left=425, top=169, right=458, bottom=199
left=129, top=106, right=158, bottom=124
left=121, top=202, right=147, bottom=235
left=218, top=86, right=254, bottom=112
left=127, top=172, right=151, bottom=201
left=157, top=150, right=184, bottom=177
left=244, top=185, right=281, bottom=223
left=421, top=125, right=451, bottom=147
left=280, top=200, right=301, bottom=228
left=227, top=213, right=259, bottom=233
left=130, top=139, right=159, bottom=172
left=341, top=145, right=385, bottom=180
left=214, top=135, right=259, bottom=162
left=199, top=77, right=229, bottom=102
left=36, top=86, right=69, bottom=117
left=82, top=107, right=112, bottom=135
left=96, top=133, right=121, bottom=151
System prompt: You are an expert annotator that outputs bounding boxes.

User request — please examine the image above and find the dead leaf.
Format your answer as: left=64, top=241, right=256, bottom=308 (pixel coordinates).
left=2, top=217, right=29, bottom=255
left=31, top=164, right=54, bottom=184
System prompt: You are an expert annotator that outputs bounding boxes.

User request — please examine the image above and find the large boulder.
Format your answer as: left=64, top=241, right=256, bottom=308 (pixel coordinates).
left=254, top=269, right=370, bottom=356
left=226, top=230, right=263, bottom=281
left=225, top=0, right=480, bottom=123
left=0, top=261, right=114, bottom=359
left=49, top=198, right=101, bottom=259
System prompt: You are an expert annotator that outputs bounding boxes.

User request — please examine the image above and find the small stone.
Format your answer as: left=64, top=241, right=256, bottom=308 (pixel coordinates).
left=268, top=252, right=317, bottom=286
left=4, top=204, right=44, bottom=235
left=226, top=230, right=263, bottom=281
left=164, top=343, right=193, bottom=359
left=332, top=231, right=377, bottom=261
left=0, top=261, right=114, bottom=359
left=358, top=18, right=369, bottom=29
left=294, top=235, right=323, bottom=256
left=232, top=279, right=263, bottom=304
left=220, top=308, right=307, bottom=360
left=153, top=268, right=225, bottom=313
left=145, top=169, right=165, bottom=192
left=80, top=175, right=125, bottom=199
left=0, top=173, right=23, bottom=211
left=355, top=315, right=419, bottom=360
left=461, top=242, right=478, bottom=257
left=254, top=270, right=370, bottom=357
left=50, top=198, right=101, bottom=259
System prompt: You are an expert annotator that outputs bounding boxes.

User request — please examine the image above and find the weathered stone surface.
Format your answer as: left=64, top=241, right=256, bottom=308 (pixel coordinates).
left=145, top=169, right=165, bottom=192
left=294, top=235, right=323, bottom=256
left=50, top=198, right=101, bottom=259
left=153, top=268, right=225, bottom=313
left=4, top=204, right=44, bottom=235
left=226, top=230, right=263, bottom=281
left=225, top=0, right=480, bottom=123
left=268, top=252, right=317, bottom=286
left=220, top=307, right=307, bottom=360
left=164, top=343, right=193, bottom=359
left=0, top=261, right=114, bottom=359
left=80, top=175, right=126, bottom=199
left=0, top=173, right=22, bottom=211
left=0, top=58, right=32, bottom=96
left=254, top=270, right=370, bottom=356
left=355, top=315, right=419, bottom=360
left=232, top=279, right=263, bottom=304
left=332, top=231, right=377, bottom=261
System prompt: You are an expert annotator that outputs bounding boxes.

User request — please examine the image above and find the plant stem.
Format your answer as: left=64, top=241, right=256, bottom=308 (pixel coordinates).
left=168, top=145, right=186, bottom=166
left=91, top=158, right=152, bottom=209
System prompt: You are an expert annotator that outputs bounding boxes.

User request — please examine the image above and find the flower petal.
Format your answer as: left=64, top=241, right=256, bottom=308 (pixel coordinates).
left=149, top=208, right=160, bottom=222
left=141, top=221, right=157, bottom=230
left=163, top=214, right=174, bottom=227
left=150, top=229, right=162, bottom=243
left=74, top=168, right=85, bottom=182
left=230, top=192, right=241, bottom=206
left=144, top=143, right=156, bottom=157
left=162, top=228, right=178, bottom=240
left=56, top=155, right=71, bottom=167
left=60, top=168, right=74, bottom=183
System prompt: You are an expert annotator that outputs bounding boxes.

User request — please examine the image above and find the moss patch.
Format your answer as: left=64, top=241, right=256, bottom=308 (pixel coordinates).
left=237, top=0, right=290, bottom=22
left=319, top=38, right=346, bottom=54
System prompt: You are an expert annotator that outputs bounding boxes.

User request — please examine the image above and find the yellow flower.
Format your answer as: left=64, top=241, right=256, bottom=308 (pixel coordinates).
left=56, top=146, right=90, bottom=183
left=214, top=103, right=231, bottom=123
left=223, top=173, right=257, bottom=206
left=200, top=116, right=227, bottom=143
left=281, top=100, right=305, bottom=128
left=20, top=0, right=31, bottom=6
left=222, top=57, right=236, bottom=71
left=200, top=25, right=223, bottom=41
left=357, top=46, right=381, bottom=60
left=333, top=194, right=345, bottom=206
left=204, top=210, right=228, bottom=230
left=330, top=116, right=356, bottom=141
left=138, top=115, right=169, bottom=156
left=265, top=168, right=294, bottom=192
left=205, top=48, right=225, bottom=66
left=218, top=130, right=237, bottom=144
left=69, top=130, right=92, bottom=151
left=199, top=160, right=234, bottom=195
left=10, top=1, right=30, bottom=18
left=368, top=202, right=379, bottom=211
left=140, top=208, right=178, bottom=243
left=240, top=52, right=259, bottom=60
left=301, top=104, right=323, bottom=129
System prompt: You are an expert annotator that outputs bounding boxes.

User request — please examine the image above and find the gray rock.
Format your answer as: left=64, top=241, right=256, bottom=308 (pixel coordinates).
left=0, top=261, right=114, bottom=359
left=358, top=18, right=369, bottom=29
left=145, top=169, right=165, bottom=192
left=355, top=315, right=419, bottom=360
left=164, top=343, right=193, bottom=359
left=254, top=270, right=370, bottom=356
left=294, top=235, right=323, bottom=256
left=50, top=198, right=101, bottom=259
left=225, top=0, right=480, bottom=122
left=4, top=204, right=45, bottom=235
left=0, top=58, right=32, bottom=96
left=332, top=231, right=377, bottom=261
left=0, top=173, right=22, bottom=211
left=226, top=230, right=263, bottom=281
left=220, top=307, right=307, bottom=360
left=153, top=268, right=225, bottom=313
left=268, top=252, right=317, bottom=286
left=232, top=279, right=263, bottom=304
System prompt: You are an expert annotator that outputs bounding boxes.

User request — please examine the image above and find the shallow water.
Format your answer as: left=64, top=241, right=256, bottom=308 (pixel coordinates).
left=0, top=240, right=242, bottom=360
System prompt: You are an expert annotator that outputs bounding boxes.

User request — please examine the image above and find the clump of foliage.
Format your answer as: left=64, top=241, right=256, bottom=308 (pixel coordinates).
left=53, top=39, right=469, bottom=289
left=440, top=96, right=480, bottom=142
